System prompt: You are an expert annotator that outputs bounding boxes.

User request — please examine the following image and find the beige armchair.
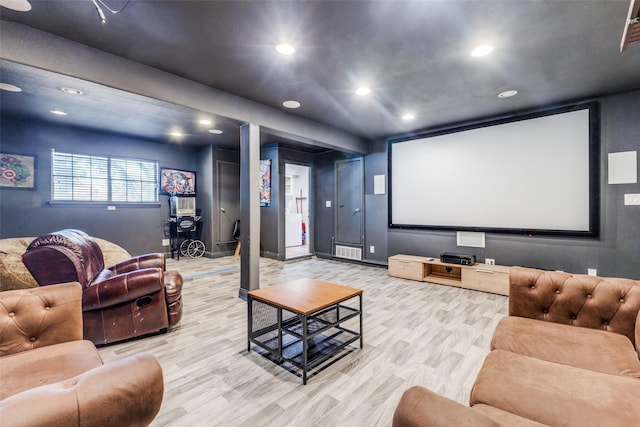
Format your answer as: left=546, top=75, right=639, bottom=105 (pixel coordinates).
left=0, top=282, right=164, bottom=426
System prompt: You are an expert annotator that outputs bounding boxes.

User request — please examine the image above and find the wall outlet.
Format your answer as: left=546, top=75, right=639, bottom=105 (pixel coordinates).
left=162, top=239, right=170, bottom=246
left=107, top=205, right=116, bottom=211
left=369, top=245, right=375, bottom=254
left=485, top=258, right=495, bottom=265
left=588, top=268, right=597, bottom=276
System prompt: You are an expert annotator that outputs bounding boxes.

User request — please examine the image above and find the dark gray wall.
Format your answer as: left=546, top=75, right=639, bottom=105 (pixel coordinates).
left=314, top=151, right=363, bottom=259
left=363, top=139, right=389, bottom=264
left=199, top=146, right=240, bottom=258
left=382, top=89, right=640, bottom=279
left=260, top=144, right=280, bottom=259
left=0, top=118, right=196, bottom=256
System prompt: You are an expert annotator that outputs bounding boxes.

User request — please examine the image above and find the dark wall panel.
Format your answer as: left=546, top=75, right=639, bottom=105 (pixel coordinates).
left=363, top=140, right=388, bottom=263
left=0, top=118, right=196, bottom=256
left=260, top=145, right=279, bottom=258
left=208, top=147, right=240, bottom=257
left=382, top=89, right=640, bottom=279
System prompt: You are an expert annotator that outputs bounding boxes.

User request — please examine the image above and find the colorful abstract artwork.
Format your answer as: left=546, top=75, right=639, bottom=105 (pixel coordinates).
left=160, top=168, right=196, bottom=195
left=260, top=159, right=271, bottom=207
left=0, top=153, right=35, bottom=189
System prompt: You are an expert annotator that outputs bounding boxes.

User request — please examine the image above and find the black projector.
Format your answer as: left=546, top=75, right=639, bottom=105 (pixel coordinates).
left=440, top=252, right=476, bottom=266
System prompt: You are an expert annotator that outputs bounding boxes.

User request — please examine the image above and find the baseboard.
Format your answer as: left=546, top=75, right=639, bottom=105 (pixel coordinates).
left=316, top=251, right=388, bottom=268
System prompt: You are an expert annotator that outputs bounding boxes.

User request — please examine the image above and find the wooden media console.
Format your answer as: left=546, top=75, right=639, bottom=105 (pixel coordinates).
left=388, top=254, right=510, bottom=295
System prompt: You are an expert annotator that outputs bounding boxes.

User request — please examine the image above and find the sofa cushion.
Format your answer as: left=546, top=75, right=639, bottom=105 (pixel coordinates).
left=491, top=316, right=640, bottom=378
left=0, top=340, right=103, bottom=400
left=472, top=405, right=548, bottom=427
left=392, top=386, right=547, bottom=427
left=470, top=350, right=640, bottom=427
left=0, top=238, right=39, bottom=290
left=0, top=353, right=163, bottom=427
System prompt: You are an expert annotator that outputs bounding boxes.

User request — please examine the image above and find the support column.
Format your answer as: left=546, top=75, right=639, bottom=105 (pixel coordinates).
left=239, top=123, right=261, bottom=299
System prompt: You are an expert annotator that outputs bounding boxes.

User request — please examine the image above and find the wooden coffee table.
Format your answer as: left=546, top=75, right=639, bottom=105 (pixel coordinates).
left=247, top=278, right=363, bottom=384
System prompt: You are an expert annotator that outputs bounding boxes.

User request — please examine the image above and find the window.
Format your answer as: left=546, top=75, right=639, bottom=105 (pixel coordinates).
left=52, top=150, right=158, bottom=203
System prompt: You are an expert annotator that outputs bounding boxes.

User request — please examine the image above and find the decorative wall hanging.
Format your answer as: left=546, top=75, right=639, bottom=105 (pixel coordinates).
left=0, top=153, right=36, bottom=189
left=260, top=159, right=272, bottom=207
left=160, top=167, right=196, bottom=195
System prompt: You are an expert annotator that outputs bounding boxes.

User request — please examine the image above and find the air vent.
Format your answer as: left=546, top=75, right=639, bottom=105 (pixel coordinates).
left=621, top=0, right=640, bottom=52
left=335, top=245, right=362, bottom=261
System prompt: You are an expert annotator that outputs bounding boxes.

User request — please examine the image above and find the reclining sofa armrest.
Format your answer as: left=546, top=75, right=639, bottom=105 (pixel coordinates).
left=0, top=353, right=164, bottom=427
left=108, top=253, right=166, bottom=274
left=82, top=268, right=165, bottom=311
left=0, top=283, right=83, bottom=357
left=392, top=386, right=500, bottom=427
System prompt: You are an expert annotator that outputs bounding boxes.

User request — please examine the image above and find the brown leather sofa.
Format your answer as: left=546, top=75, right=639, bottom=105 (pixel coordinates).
left=22, top=229, right=183, bottom=345
left=393, top=266, right=640, bottom=427
left=0, top=282, right=164, bottom=426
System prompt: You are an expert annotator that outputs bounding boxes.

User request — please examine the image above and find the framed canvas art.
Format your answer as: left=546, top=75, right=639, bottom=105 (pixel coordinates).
left=0, top=153, right=36, bottom=189
left=160, top=167, right=196, bottom=195
left=260, top=159, right=271, bottom=207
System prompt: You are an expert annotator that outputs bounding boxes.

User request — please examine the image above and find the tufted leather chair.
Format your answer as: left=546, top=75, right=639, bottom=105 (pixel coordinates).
left=0, top=283, right=164, bottom=426
left=22, top=229, right=183, bottom=346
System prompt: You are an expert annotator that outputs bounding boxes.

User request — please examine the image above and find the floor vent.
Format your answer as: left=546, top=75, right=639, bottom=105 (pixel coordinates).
left=335, top=245, right=362, bottom=261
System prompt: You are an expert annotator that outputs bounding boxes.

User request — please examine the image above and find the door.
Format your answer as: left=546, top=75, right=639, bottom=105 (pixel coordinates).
left=217, top=160, right=240, bottom=243
left=335, top=158, right=363, bottom=246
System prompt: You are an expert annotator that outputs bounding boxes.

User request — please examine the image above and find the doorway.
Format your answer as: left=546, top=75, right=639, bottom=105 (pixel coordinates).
left=285, top=163, right=312, bottom=259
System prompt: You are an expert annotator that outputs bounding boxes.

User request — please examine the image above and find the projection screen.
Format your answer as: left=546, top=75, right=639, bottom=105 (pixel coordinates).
left=389, top=103, right=599, bottom=237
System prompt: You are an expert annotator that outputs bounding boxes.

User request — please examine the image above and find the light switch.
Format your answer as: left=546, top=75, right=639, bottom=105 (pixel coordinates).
left=326, top=200, right=332, bottom=208
left=624, top=194, right=640, bottom=205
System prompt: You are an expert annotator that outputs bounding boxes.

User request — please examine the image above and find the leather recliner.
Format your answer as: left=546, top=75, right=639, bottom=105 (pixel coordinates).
left=22, top=229, right=183, bottom=346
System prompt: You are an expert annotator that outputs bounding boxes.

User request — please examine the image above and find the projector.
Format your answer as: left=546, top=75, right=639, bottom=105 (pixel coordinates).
left=440, top=252, right=476, bottom=266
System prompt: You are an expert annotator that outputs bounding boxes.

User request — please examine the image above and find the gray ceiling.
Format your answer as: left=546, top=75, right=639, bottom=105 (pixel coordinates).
left=1, top=0, right=640, bottom=149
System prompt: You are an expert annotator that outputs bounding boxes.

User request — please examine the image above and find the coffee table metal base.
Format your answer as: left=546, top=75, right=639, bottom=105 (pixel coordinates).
left=247, top=292, right=362, bottom=384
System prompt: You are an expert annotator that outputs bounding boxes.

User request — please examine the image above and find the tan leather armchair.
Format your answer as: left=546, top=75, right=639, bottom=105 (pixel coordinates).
left=22, top=229, right=183, bottom=345
left=0, top=283, right=164, bottom=426
left=393, top=267, right=640, bottom=426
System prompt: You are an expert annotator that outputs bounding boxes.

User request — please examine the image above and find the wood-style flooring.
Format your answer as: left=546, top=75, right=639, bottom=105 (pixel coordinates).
left=98, top=256, right=508, bottom=426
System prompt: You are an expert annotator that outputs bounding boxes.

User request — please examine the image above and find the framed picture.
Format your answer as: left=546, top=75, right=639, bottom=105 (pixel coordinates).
left=0, top=153, right=36, bottom=189
left=260, top=159, right=271, bottom=207
left=160, top=167, right=196, bottom=195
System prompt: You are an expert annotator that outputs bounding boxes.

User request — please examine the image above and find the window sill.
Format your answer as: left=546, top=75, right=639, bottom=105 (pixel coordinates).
left=48, top=201, right=161, bottom=208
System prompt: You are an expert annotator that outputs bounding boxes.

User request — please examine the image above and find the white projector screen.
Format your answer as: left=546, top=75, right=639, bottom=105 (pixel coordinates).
left=389, top=103, right=599, bottom=237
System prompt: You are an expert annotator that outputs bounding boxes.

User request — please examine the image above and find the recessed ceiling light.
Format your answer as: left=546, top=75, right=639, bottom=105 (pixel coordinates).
left=355, top=86, right=371, bottom=96
left=208, top=129, right=223, bottom=134
left=275, top=43, right=295, bottom=55
left=0, top=0, right=32, bottom=12
left=199, top=119, right=212, bottom=125
left=61, top=87, right=83, bottom=95
left=498, top=90, right=518, bottom=98
left=401, top=113, right=415, bottom=121
left=0, top=83, right=22, bottom=92
left=170, top=131, right=183, bottom=137
left=471, top=44, right=494, bottom=57
left=282, top=100, right=301, bottom=109
left=50, top=110, right=68, bottom=116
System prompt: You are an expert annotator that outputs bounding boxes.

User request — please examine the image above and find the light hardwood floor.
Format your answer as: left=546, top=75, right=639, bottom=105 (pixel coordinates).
left=98, top=256, right=508, bottom=426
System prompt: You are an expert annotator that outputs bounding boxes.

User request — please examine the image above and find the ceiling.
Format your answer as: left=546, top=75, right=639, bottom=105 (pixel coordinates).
left=1, top=0, right=640, bottom=149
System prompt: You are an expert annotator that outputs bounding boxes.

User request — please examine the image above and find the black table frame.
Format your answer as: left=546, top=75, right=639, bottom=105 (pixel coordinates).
left=247, top=293, right=363, bottom=384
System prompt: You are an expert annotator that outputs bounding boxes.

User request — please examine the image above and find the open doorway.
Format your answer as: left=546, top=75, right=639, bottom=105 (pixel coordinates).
left=285, top=163, right=312, bottom=259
